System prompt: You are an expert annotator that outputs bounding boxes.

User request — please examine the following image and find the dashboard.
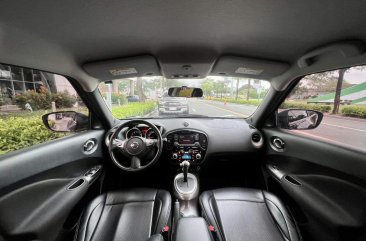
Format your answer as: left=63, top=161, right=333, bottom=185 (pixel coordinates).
left=106, top=118, right=263, bottom=166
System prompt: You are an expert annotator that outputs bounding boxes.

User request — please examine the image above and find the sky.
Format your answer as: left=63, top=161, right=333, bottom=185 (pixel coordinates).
left=173, top=70, right=366, bottom=87
left=345, top=68, right=366, bottom=84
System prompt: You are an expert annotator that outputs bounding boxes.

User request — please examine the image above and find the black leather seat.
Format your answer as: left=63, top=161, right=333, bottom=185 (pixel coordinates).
left=200, top=188, right=301, bottom=241
left=76, top=188, right=171, bottom=241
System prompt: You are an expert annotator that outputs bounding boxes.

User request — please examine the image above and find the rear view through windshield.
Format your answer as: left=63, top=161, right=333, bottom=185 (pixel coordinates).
left=98, top=76, right=270, bottom=119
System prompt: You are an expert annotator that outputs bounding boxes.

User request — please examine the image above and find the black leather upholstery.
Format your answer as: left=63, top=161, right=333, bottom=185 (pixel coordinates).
left=174, top=217, right=213, bottom=241
left=76, top=188, right=171, bottom=241
left=199, top=188, right=301, bottom=241
left=145, top=234, right=164, bottom=241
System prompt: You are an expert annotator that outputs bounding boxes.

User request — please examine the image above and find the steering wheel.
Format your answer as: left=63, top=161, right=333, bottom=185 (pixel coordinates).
left=108, top=120, right=163, bottom=171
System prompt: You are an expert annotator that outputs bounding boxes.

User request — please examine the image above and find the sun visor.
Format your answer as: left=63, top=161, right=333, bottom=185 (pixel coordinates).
left=83, top=55, right=161, bottom=80
left=211, top=56, right=289, bottom=80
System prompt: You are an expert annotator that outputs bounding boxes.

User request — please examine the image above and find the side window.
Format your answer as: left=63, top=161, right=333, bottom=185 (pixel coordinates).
left=0, top=64, right=88, bottom=155
left=280, top=65, right=366, bottom=151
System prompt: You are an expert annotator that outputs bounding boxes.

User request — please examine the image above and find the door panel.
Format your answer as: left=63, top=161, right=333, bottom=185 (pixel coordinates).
left=0, top=130, right=105, bottom=241
left=262, top=128, right=366, bottom=241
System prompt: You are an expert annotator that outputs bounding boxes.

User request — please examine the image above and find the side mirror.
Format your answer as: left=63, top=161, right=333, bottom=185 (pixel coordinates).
left=42, top=111, right=89, bottom=132
left=168, top=87, right=203, bottom=98
left=278, top=109, right=323, bottom=130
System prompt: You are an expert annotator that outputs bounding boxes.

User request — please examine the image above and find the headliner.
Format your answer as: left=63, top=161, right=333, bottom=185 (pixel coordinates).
left=1, top=0, right=366, bottom=91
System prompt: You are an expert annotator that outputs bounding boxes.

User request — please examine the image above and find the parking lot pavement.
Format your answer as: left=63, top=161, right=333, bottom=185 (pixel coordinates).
left=147, top=99, right=366, bottom=151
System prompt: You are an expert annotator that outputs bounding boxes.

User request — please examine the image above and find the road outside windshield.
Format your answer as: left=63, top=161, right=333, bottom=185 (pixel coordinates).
left=98, top=77, right=270, bottom=119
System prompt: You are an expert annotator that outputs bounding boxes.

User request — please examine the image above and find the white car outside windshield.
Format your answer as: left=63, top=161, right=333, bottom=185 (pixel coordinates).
left=98, top=76, right=270, bottom=119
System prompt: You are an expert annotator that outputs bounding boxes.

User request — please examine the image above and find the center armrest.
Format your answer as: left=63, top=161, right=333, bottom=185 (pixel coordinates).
left=173, top=217, right=213, bottom=241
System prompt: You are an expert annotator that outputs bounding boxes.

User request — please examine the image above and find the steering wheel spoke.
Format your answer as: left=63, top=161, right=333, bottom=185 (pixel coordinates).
left=145, top=138, right=158, bottom=148
left=130, top=156, right=142, bottom=169
left=112, top=138, right=126, bottom=150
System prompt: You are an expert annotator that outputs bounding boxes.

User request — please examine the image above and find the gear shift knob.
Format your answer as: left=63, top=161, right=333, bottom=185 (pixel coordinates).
left=180, top=161, right=190, bottom=182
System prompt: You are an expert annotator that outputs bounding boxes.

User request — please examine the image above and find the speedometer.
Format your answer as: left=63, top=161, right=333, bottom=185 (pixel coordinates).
left=146, top=128, right=158, bottom=139
left=126, top=128, right=142, bottom=139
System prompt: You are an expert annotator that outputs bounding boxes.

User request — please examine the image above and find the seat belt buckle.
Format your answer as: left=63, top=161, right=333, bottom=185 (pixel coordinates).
left=209, top=225, right=219, bottom=241
left=161, top=226, right=169, bottom=241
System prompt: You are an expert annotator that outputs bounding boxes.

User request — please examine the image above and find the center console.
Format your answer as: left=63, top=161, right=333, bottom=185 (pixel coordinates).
left=165, top=130, right=208, bottom=165
left=173, top=217, right=213, bottom=241
left=169, top=131, right=213, bottom=241
left=172, top=160, right=200, bottom=217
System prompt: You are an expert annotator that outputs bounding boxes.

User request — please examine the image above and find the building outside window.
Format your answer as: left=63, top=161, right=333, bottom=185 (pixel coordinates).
left=0, top=64, right=76, bottom=107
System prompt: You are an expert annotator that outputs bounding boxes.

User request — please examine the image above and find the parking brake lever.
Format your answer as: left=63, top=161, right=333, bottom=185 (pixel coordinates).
left=180, top=161, right=190, bottom=182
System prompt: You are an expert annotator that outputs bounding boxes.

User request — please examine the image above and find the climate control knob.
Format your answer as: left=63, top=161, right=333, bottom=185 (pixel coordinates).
left=172, top=153, right=178, bottom=159
left=196, top=153, right=202, bottom=160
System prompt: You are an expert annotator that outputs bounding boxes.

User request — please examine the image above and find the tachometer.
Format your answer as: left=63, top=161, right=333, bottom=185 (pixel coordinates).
left=126, top=128, right=142, bottom=139
left=146, top=128, right=158, bottom=139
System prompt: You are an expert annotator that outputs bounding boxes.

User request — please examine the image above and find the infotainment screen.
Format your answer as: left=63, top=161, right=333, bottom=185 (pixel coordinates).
left=178, top=135, right=195, bottom=144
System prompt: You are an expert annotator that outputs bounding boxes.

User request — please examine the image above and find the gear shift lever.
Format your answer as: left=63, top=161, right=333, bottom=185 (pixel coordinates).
left=180, top=161, right=190, bottom=182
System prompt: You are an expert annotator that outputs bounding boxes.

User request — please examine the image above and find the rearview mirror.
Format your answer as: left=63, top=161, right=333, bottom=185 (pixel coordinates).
left=278, top=109, right=323, bottom=130
left=168, top=87, right=203, bottom=98
left=42, top=111, right=89, bottom=132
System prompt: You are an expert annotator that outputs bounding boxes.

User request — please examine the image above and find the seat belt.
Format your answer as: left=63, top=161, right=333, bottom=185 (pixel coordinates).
left=209, top=225, right=220, bottom=241
left=161, top=225, right=169, bottom=241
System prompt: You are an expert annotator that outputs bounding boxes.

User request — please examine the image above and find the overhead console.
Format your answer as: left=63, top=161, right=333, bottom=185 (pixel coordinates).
left=165, top=130, right=208, bottom=165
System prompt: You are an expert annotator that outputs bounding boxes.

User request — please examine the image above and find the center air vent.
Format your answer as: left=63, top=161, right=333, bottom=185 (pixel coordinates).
left=251, top=133, right=261, bottom=143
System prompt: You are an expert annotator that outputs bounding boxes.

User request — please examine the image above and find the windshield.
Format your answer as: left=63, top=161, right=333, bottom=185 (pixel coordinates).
left=98, top=76, right=270, bottom=119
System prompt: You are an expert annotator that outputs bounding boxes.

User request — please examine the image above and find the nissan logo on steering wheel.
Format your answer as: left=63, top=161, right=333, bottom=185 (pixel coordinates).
left=130, top=141, right=139, bottom=149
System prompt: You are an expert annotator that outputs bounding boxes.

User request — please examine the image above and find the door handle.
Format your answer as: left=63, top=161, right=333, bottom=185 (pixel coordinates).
left=67, top=178, right=86, bottom=190
left=285, top=175, right=301, bottom=185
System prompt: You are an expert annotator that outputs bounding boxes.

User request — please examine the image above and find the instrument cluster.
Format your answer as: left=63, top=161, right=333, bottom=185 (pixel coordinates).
left=125, top=126, right=159, bottom=139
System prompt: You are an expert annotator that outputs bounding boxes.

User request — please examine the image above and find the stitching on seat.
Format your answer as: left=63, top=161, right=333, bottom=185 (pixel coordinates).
left=163, top=194, right=171, bottom=227
left=208, top=194, right=226, bottom=241
left=215, top=199, right=264, bottom=203
left=286, top=205, right=303, bottom=241
left=265, top=198, right=291, bottom=241
left=199, top=195, right=212, bottom=232
left=74, top=210, right=84, bottom=241
left=82, top=201, right=103, bottom=241
left=199, top=194, right=219, bottom=237
left=261, top=191, right=287, bottom=241
left=200, top=197, right=221, bottom=241
left=88, top=196, right=107, bottom=241
left=153, top=197, right=162, bottom=234
left=105, top=200, right=154, bottom=206
left=152, top=191, right=171, bottom=235
left=262, top=190, right=291, bottom=241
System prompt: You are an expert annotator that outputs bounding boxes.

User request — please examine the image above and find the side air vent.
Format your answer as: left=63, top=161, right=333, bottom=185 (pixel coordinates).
left=251, top=132, right=263, bottom=148
left=251, top=133, right=261, bottom=143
